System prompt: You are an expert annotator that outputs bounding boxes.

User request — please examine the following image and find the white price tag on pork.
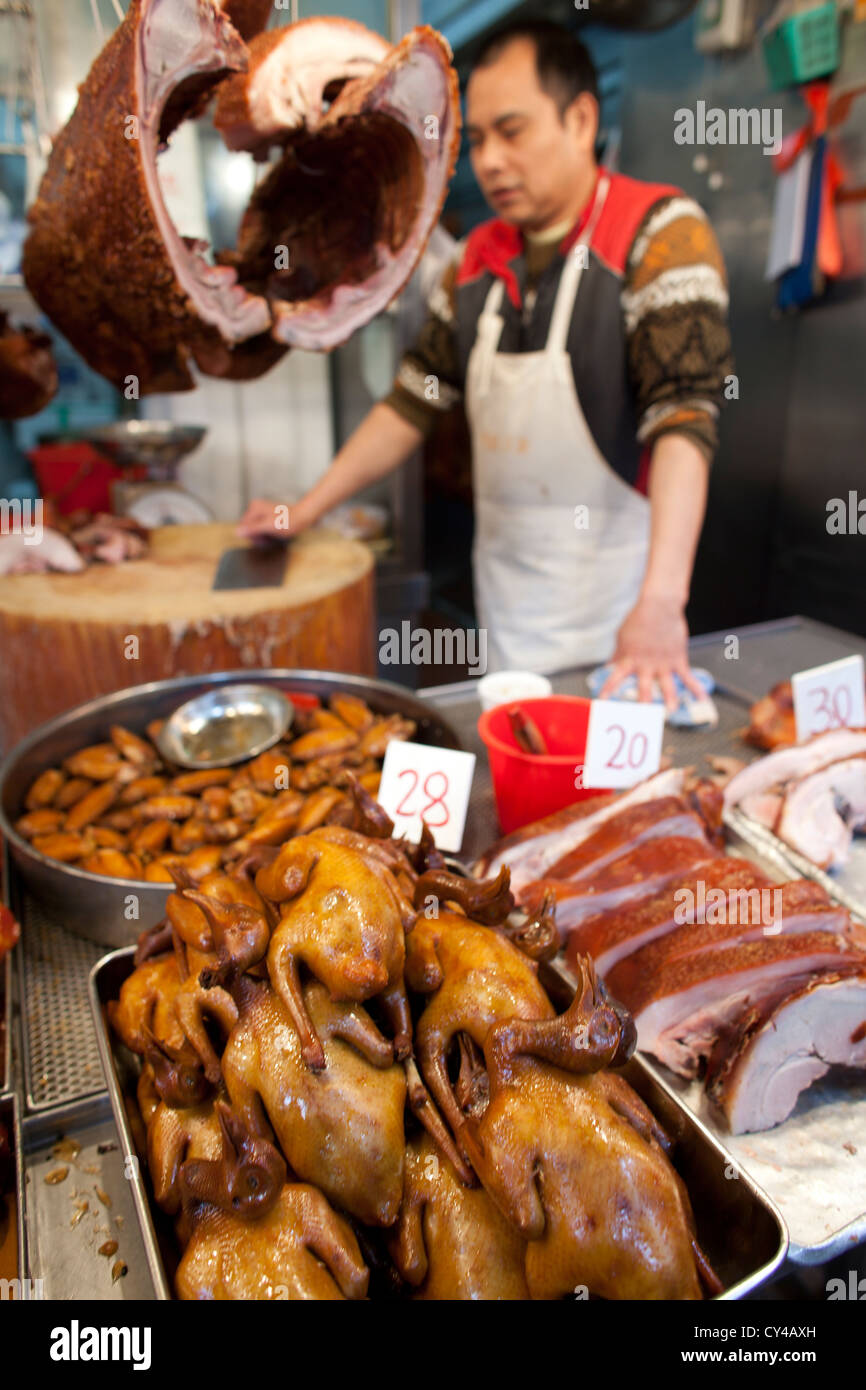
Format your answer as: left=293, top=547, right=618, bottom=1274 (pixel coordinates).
left=377, top=741, right=476, bottom=853
left=792, top=654, right=866, bottom=742
left=582, top=699, right=665, bottom=790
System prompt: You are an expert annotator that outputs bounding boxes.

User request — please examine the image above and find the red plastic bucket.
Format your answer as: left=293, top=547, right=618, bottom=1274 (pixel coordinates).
left=478, top=695, right=609, bottom=834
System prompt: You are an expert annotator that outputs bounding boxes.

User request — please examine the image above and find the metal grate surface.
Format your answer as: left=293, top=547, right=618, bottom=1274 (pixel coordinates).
left=19, top=902, right=107, bottom=1111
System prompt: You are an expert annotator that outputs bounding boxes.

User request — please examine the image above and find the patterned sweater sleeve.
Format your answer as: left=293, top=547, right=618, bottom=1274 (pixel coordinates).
left=381, top=258, right=463, bottom=438
left=622, top=196, right=733, bottom=463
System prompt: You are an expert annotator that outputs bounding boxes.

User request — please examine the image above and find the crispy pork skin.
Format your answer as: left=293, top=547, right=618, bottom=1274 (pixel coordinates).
left=564, top=856, right=771, bottom=977
left=706, top=970, right=866, bottom=1133
left=544, top=796, right=713, bottom=881
left=476, top=769, right=687, bottom=889
left=521, top=838, right=719, bottom=941
left=607, top=933, right=866, bottom=1078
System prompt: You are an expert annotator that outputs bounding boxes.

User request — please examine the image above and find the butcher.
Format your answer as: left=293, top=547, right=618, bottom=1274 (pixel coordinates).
left=239, top=18, right=733, bottom=704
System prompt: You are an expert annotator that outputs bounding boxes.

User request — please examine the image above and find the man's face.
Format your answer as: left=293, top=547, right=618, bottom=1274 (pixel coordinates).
left=465, top=38, right=596, bottom=231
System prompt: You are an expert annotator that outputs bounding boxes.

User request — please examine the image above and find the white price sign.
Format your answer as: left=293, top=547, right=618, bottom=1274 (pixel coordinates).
left=581, top=698, right=665, bottom=790
left=792, top=654, right=866, bottom=742
left=377, top=740, right=476, bottom=853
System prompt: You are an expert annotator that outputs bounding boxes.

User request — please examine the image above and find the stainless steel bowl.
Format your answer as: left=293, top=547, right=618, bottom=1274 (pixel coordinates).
left=156, top=684, right=294, bottom=769
left=84, top=422, right=206, bottom=482
left=0, top=670, right=461, bottom=948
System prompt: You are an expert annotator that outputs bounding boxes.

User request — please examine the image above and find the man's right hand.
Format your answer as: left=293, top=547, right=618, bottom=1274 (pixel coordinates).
left=236, top=498, right=309, bottom=541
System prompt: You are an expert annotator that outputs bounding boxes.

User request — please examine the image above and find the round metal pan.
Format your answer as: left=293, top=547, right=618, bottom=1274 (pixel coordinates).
left=0, top=669, right=461, bottom=947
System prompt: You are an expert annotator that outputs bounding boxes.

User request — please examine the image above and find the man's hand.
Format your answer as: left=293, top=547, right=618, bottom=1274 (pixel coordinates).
left=599, top=594, right=704, bottom=710
left=236, top=498, right=307, bottom=541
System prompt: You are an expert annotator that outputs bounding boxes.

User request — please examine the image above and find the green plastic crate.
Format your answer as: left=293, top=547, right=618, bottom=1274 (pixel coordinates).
left=762, top=2, right=840, bottom=89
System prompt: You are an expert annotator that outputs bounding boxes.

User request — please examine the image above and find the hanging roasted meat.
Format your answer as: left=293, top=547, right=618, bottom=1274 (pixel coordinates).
left=22, top=2, right=460, bottom=394
left=0, top=312, right=58, bottom=418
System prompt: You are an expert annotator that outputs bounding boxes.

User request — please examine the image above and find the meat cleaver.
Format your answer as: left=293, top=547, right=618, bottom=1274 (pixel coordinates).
left=212, top=539, right=290, bottom=591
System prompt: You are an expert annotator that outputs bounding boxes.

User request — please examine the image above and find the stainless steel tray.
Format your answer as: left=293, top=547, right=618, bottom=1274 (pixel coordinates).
left=0, top=1093, right=28, bottom=1298
left=600, top=816, right=866, bottom=1262
left=91, top=947, right=787, bottom=1302
left=0, top=669, right=461, bottom=947
left=725, top=805, right=866, bottom=925
left=1, top=952, right=11, bottom=1099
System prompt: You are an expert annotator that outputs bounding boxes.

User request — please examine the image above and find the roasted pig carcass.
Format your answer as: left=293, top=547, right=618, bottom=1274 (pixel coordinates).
left=22, top=0, right=270, bottom=394
left=215, top=22, right=460, bottom=351
left=22, top=2, right=460, bottom=393
left=0, top=311, right=58, bottom=418
left=176, top=1182, right=369, bottom=1300
left=389, top=1133, right=530, bottom=1300
left=705, top=968, right=866, bottom=1133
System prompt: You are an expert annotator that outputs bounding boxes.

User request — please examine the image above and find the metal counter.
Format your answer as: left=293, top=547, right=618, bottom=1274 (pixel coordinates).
left=5, top=615, right=866, bottom=1299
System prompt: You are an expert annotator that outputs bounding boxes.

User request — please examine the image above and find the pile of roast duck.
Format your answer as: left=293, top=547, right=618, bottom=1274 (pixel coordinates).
left=108, top=769, right=721, bottom=1301
left=16, top=694, right=414, bottom=881
left=479, top=761, right=866, bottom=1137
left=19, top=0, right=460, bottom=399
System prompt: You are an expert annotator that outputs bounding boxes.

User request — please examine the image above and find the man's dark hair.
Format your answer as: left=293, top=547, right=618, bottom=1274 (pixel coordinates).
left=472, top=19, right=598, bottom=116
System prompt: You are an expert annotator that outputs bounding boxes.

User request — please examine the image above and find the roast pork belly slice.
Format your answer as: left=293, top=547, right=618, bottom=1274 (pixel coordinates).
left=214, top=18, right=391, bottom=157
left=775, top=757, right=866, bottom=870
left=521, top=838, right=719, bottom=942
left=544, top=797, right=713, bottom=881
left=566, top=856, right=771, bottom=978
left=706, top=969, right=866, bottom=1133
left=476, top=768, right=686, bottom=890
left=723, top=729, right=866, bottom=813
left=610, top=932, right=866, bottom=1078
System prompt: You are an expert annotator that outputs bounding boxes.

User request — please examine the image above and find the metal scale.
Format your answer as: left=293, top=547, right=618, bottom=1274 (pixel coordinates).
left=85, top=420, right=214, bottom=526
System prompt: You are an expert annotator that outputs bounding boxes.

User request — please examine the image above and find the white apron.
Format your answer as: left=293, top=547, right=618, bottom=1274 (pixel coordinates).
left=466, top=176, right=651, bottom=675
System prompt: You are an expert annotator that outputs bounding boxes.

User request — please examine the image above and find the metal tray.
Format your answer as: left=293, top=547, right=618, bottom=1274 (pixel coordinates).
left=725, top=805, right=866, bottom=925
left=0, top=1094, right=28, bottom=1298
left=0, top=669, right=461, bottom=947
left=594, top=816, right=866, bottom=1262
left=1, top=952, right=11, bottom=1099
left=91, top=947, right=787, bottom=1302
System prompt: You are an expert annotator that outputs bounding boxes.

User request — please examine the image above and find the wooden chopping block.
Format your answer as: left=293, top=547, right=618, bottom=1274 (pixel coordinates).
left=0, top=523, right=376, bottom=748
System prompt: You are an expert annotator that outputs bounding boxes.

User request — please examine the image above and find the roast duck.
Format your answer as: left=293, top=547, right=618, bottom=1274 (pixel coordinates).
left=15, top=692, right=416, bottom=881
left=22, top=1, right=460, bottom=394
left=108, top=778, right=719, bottom=1300
left=478, top=766, right=866, bottom=1135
